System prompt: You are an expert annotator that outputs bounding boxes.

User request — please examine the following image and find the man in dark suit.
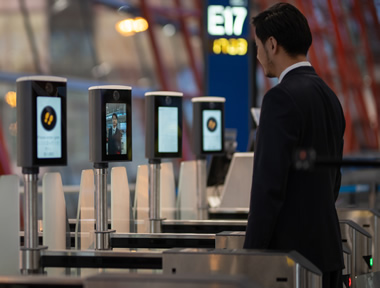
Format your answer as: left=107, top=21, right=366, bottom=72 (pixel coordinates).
left=107, top=113, right=122, bottom=155
left=244, top=3, right=345, bottom=288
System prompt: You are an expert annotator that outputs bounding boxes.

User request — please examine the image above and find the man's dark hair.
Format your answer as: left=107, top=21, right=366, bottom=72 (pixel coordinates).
left=112, top=113, right=118, bottom=119
left=253, top=3, right=312, bottom=57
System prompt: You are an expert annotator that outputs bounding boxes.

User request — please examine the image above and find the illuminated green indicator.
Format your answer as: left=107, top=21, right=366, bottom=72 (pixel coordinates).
left=370, top=258, right=373, bottom=267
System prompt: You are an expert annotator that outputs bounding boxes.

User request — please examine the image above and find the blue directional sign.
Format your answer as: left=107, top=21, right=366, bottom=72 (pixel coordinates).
left=205, top=0, right=251, bottom=151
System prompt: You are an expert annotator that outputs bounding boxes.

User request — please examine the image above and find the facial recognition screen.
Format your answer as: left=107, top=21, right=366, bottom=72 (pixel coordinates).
left=37, top=96, right=62, bottom=159
left=106, top=103, right=127, bottom=155
left=203, top=109, right=222, bottom=152
left=158, top=106, right=178, bottom=153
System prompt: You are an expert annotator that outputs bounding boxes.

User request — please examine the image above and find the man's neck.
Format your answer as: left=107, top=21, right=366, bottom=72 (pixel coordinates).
left=278, top=60, right=311, bottom=83
left=275, top=54, right=308, bottom=78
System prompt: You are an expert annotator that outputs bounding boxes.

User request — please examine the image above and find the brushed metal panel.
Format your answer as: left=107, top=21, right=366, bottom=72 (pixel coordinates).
left=163, top=249, right=322, bottom=288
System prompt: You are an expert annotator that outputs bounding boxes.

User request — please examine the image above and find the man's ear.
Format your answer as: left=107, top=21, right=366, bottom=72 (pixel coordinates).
left=267, top=36, right=278, bottom=53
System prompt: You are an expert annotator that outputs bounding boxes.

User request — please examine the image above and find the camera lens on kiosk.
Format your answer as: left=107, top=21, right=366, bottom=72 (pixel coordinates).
left=165, top=96, right=172, bottom=105
left=113, top=90, right=120, bottom=101
left=45, top=82, right=54, bottom=94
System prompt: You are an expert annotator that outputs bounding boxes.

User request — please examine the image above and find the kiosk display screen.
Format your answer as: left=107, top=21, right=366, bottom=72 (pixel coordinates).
left=37, top=96, right=62, bottom=159
left=202, top=109, right=222, bottom=152
left=158, top=106, right=178, bottom=153
left=145, top=92, right=182, bottom=159
left=106, top=103, right=127, bottom=156
left=91, top=86, right=132, bottom=162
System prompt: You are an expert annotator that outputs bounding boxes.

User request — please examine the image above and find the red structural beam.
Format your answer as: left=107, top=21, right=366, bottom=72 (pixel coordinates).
left=195, top=0, right=204, bottom=43
left=295, top=0, right=322, bottom=79
left=368, top=1, right=380, bottom=45
left=174, top=0, right=203, bottom=94
left=357, top=0, right=380, bottom=137
left=298, top=0, right=357, bottom=154
left=0, top=119, right=11, bottom=175
left=341, top=0, right=379, bottom=149
left=140, top=0, right=170, bottom=91
left=326, top=0, right=377, bottom=150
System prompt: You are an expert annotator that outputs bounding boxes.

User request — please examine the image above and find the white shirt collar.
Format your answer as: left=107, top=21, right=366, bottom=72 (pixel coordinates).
left=278, top=61, right=312, bottom=83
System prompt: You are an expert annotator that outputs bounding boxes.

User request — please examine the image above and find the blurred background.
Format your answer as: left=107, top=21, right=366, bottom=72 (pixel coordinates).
left=0, top=0, right=380, bottom=208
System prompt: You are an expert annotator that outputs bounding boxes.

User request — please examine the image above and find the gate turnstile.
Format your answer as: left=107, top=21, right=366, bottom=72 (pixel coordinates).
left=38, top=217, right=361, bottom=288
left=340, top=220, right=372, bottom=287
left=163, top=248, right=322, bottom=288
left=39, top=248, right=318, bottom=288
left=215, top=231, right=352, bottom=288
left=338, top=208, right=378, bottom=271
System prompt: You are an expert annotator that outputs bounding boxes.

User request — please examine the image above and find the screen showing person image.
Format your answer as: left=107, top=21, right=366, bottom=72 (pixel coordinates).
left=158, top=106, right=178, bottom=153
left=203, top=109, right=222, bottom=152
left=37, top=96, right=62, bottom=159
left=106, top=103, right=127, bottom=155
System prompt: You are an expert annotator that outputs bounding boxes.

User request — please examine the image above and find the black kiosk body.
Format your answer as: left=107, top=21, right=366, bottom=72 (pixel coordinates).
left=145, top=91, right=183, bottom=232
left=88, top=85, right=132, bottom=250
left=17, top=75, right=67, bottom=274
left=191, top=97, right=225, bottom=219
